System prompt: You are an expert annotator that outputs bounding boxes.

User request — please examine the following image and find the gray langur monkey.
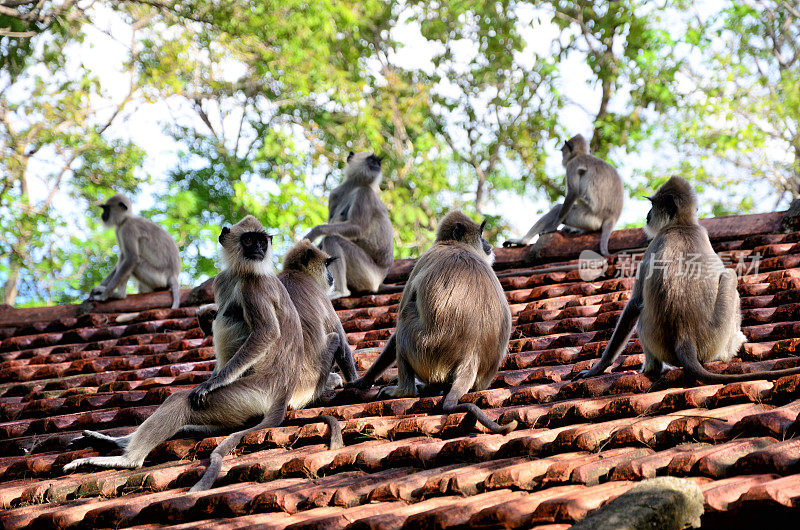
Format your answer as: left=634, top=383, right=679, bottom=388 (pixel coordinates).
left=349, top=211, right=518, bottom=434
left=196, top=238, right=358, bottom=401
left=304, top=151, right=394, bottom=299
left=65, top=216, right=341, bottom=492
left=88, top=193, right=182, bottom=309
left=279, top=239, right=358, bottom=404
left=504, top=134, right=623, bottom=257
left=572, top=177, right=800, bottom=384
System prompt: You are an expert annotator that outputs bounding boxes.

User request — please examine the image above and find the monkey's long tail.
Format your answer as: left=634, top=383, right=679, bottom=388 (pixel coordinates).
left=677, top=341, right=800, bottom=383
left=189, top=415, right=274, bottom=492
left=444, top=402, right=518, bottom=435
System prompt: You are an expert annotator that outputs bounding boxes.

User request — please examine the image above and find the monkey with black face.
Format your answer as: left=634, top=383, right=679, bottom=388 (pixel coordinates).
left=197, top=238, right=358, bottom=396
left=349, top=211, right=517, bottom=434
left=504, top=134, right=623, bottom=257
left=65, top=216, right=334, bottom=492
left=573, top=177, right=800, bottom=384
left=304, top=151, right=394, bottom=299
left=89, top=193, right=182, bottom=309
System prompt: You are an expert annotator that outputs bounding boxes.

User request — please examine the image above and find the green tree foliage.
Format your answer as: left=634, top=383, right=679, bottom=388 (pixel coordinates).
left=0, top=0, right=796, bottom=306
left=662, top=0, right=799, bottom=211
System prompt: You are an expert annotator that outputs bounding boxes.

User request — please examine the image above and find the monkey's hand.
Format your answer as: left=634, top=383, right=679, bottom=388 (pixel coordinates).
left=303, top=227, right=325, bottom=242
left=502, top=239, right=526, bottom=248
left=189, top=381, right=217, bottom=410
left=376, top=384, right=417, bottom=400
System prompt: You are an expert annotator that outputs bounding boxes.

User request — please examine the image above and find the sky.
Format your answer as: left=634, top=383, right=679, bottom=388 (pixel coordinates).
left=21, top=0, right=787, bottom=256
left=56, top=4, right=648, bottom=238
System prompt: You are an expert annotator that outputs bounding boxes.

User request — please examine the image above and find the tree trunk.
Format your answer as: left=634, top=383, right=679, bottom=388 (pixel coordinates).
left=2, top=262, right=19, bottom=306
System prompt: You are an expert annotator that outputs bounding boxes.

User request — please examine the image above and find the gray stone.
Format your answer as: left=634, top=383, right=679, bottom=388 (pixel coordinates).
left=571, top=477, right=704, bottom=530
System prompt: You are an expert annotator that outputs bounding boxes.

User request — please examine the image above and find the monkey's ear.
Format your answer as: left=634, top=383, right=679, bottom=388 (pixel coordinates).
left=564, top=139, right=573, bottom=151
left=119, top=202, right=128, bottom=211
left=452, top=222, right=466, bottom=242
left=218, top=227, right=230, bottom=244
left=302, top=247, right=316, bottom=266
left=347, top=151, right=355, bottom=162
left=325, top=256, right=338, bottom=266
left=663, top=195, right=678, bottom=218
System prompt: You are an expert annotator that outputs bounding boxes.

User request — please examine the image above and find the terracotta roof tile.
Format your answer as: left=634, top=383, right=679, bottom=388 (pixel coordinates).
left=1, top=211, right=799, bottom=527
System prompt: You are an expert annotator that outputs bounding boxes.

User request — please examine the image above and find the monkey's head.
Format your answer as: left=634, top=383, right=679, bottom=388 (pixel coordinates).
left=345, top=151, right=383, bottom=187
left=99, top=193, right=132, bottom=227
left=644, top=176, right=699, bottom=238
left=436, top=211, right=495, bottom=265
left=283, top=239, right=338, bottom=292
left=218, top=215, right=273, bottom=276
left=560, top=134, right=589, bottom=167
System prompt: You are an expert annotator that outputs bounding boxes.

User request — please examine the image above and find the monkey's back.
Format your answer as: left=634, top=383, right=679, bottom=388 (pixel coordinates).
left=398, top=244, right=511, bottom=387
left=279, top=270, right=340, bottom=408
left=638, top=224, right=733, bottom=364
left=329, top=182, right=394, bottom=269
left=569, top=154, right=624, bottom=220
left=120, top=216, right=181, bottom=275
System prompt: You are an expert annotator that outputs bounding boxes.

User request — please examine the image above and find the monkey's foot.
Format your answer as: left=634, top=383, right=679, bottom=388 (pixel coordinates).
left=326, top=372, right=344, bottom=390
left=376, top=385, right=417, bottom=400
left=569, top=364, right=607, bottom=380
left=328, top=289, right=351, bottom=300
left=63, top=455, right=141, bottom=472
left=502, top=239, right=527, bottom=248
left=68, top=429, right=125, bottom=450
left=560, top=226, right=586, bottom=234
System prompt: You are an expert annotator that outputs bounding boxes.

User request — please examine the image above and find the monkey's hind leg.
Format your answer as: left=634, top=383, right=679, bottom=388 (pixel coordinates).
left=504, top=205, right=563, bottom=247
left=376, top=348, right=418, bottom=399
left=64, top=390, right=193, bottom=472
left=442, top=362, right=517, bottom=435
left=711, top=269, right=746, bottom=362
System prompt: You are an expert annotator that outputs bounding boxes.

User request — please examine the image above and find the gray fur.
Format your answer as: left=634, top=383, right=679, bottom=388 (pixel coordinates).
left=89, top=193, right=182, bottom=309
left=504, top=134, right=623, bottom=256
left=304, top=152, right=394, bottom=298
left=350, top=211, right=517, bottom=434
left=65, top=215, right=306, bottom=492
left=573, top=176, right=800, bottom=383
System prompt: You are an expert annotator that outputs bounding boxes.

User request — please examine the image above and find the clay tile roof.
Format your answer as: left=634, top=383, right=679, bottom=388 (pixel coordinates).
left=2, top=209, right=800, bottom=528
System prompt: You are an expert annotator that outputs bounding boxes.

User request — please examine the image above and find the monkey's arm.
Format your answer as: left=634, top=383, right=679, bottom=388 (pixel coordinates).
left=189, top=283, right=280, bottom=409
left=304, top=189, right=373, bottom=241
left=91, top=226, right=141, bottom=299
left=334, top=327, right=358, bottom=382
left=346, top=334, right=397, bottom=390
left=572, top=297, right=641, bottom=379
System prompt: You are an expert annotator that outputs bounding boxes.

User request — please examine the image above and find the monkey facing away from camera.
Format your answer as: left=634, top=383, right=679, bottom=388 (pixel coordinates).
left=65, top=216, right=341, bottom=492
left=572, top=176, right=800, bottom=383
left=88, top=193, right=182, bottom=309
left=504, top=134, right=623, bottom=257
left=349, top=211, right=517, bottom=434
left=304, top=151, right=394, bottom=299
